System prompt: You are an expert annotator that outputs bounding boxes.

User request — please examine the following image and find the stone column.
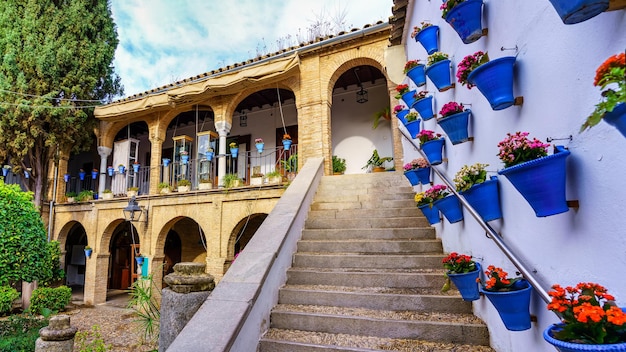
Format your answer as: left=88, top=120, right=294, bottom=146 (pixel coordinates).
left=148, top=135, right=164, bottom=195
left=159, top=262, right=215, bottom=352
left=35, top=315, right=77, bottom=352
left=97, top=146, right=112, bottom=198
left=214, top=121, right=231, bottom=187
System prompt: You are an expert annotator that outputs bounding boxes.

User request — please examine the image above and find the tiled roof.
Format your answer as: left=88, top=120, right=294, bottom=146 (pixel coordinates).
left=390, top=0, right=409, bottom=46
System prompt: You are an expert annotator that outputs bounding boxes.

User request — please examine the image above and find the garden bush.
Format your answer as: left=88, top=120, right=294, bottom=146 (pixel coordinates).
left=28, top=286, right=72, bottom=315
left=0, top=313, right=48, bottom=352
left=0, top=285, right=18, bottom=315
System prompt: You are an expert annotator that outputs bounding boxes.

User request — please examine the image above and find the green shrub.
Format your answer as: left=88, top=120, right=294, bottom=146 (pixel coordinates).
left=75, top=325, right=112, bottom=352
left=28, top=286, right=72, bottom=315
left=0, top=313, right=48, bottom=352
left=0, top=286, right=18, bottom=315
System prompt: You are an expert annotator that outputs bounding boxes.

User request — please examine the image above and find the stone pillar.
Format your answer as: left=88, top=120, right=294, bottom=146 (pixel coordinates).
left=159, top=262, right=215, bottom=352
left=97, top=146, right=112, bottom=198
left=35, top=315, right=77, bottom=352
left=214, top=121, right=231, bottom=187
left=148, top=135, right=164, bottom=195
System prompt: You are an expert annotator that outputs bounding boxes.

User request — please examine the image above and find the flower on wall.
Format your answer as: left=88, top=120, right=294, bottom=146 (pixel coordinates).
left=416, top=129, right=442, bottom=145
left=497, top=131, right=550, bottom=168
left=403, top=158, right=429, bottom=171
left=581, top=53, right=626, bottom=132
left=453, top=163, right=488, bottom=191
left=404, top=60, right=422, bottom=74
left=427, top=52, right=449, bottom=66
left=410, top=21, right=433, bottom=38
left=457, top=51, right=489, bottom=89
left=439, top=101, right=466, bottom=118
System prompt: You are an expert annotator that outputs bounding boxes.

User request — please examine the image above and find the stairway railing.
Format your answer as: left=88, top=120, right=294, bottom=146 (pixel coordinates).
left=400, top=129, right=551, bottom=304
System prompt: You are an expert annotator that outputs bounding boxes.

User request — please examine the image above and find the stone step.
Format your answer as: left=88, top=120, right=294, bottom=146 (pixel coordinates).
left=307, top=207, right=421, bottom=219
left=309, top=199, right=416, bottom=210
left=304, top=217, right=430, bottom=229
left=300, top=228, right=435, bottom=241
left=286, top=268, right=443, bottom=288
left=315, top=186, right=415, bottom=196
left=296, top=239, right=442, bottom=254
left=259, top=329, right=495, bottom=352
left=278, top=285, right=472, bottom=314
left=312, top=192, right=415, bottom=204
left=268, top=305, right=490, bottom=346
left=292, top=253, right=443, bottom=269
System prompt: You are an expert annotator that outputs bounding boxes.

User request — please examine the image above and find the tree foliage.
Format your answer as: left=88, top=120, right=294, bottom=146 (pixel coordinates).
left=0, top=0, right=123, bottom=207
left=0, top=180, right=55, bottom=286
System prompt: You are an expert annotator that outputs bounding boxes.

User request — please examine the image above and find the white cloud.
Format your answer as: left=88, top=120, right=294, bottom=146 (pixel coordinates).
left=110, top=0, right=392, bottom=97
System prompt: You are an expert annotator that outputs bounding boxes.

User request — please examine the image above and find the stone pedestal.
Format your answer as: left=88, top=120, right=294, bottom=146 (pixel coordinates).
left=35, top=315, right=77, bottom=352
left=159, top=262, right=215, bottom=352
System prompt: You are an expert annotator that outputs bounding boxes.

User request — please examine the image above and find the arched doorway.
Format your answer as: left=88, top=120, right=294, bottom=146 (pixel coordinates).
left=163, top=230, right=182, bottom=281
left=108, top=222, right=141, bottom=290
left=64, top=222, right=88, bottom=291
left=226, top=213, right=268, bottom=271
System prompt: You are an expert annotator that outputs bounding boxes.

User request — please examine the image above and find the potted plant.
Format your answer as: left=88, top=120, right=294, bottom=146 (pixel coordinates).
left=479, top=265, right=532, bottom=331
left=118, top=164, right=125, bottom=174
left=404, top=59, right=426, bottom=87
left=162, top=158, right=171, bottom=167
left=395, top=84, right=417, bottom=109
left=403, top=158, right=430, bottom=186
left=454, top=163, right=502, bottom=222
left=403, top=111, right=421, bottom=137
left=458, top=51, right=518, bottom=110
left=547, top=0, right=609, bottom=24
left=177, top=179, right=191, bottom=192
left=250, top=172, right=264, bottom=186
left=362, top=150, right=393, bottom=173
left=282, top=133, right=292, bottom=150
left=441, top=252, right=480, bottom=301
left=63, top=173, right=70, bottom=183
left=102, top=189, right=113, bottom=200
left=266, top=170, right=282, bottom=184
left=2, top=165, right=10, bottom=177
left=413, top=90, right=435, bottom=120
left=372, top=107, right=391, bottom=129
left=198, top=178, right=212, bottom=190
left=107, top=166, right=114, bottom=176
left=425, top=52, right=453, bottom=92
left=158, top=182, right=171, bottom=194
left=416, top=130, right=445, bottom=165
left=281, top=153, right=298, bottom=180
left=65, top=191, right=77, bottom=203
left=135, top=254, right=144, bottom=266
left=581, top=52, right=625, bottom=136
left=332, top=155, right=346, bottom=175
left=441, top=0, right=485, bottom=44
left=497, top=132, right=571, bottom=217
left=91, top=168, right=98, bottom=179
left=79, top=168, right=86, bottom=180
left=437, top=101, right=471, bottom=145
left=223, top=173, right=242, bottom=189
left=229, top=142, right=239, bottom=158
left=127, top=186, right=139, bottom=197
left=77, top=190, right=93, bottom=202
left=544, top=282, right=626, bottom=350
left=430, top=184, right=464, bottom=223
left=132, top=161, right=140, bottom=173
left=206, top=148, right=214, bottom=161
left=414, top=187, right=441, bottom=225
left=255, top=138, right=264, bottom=153
left=411, top=21, right=439, bottom=55
left=84, top=246, right=92, bottom=258
left=393, top=105, right=410, bottom=125
left=180, top=150, right=190, bottom=164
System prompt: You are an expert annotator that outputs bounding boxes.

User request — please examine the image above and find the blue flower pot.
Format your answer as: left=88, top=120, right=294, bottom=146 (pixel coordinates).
left=401, top=90, right=418, bottom=108
left=396, top=110, right=410, bottom=125
left=498, top=146, right=571, bottom=217
left=415, top=25, right=439, bottom=54
left=425, top=60, right=453, bottom=92
left=447, top=263, right=481, bottom=301
left=602, top=103, right=626, bottom=139
left=64, top=174, right=70, bottom=182
left=413, top=96, right=435, bottom=120
left=418, top=203, right=440, bottom=225
left=24, top=171, right=29, bottom=179
left=433, top=195, right=464, bottom=223
left=445, top=0, right=484, bottom=44
left=135, top=256, right=144, bottom=265
left=406, top=65, right=426, bottom=87
left=91, top=171, right=98, bottom=179
left=256, top=143, right=264, bottom=154
left=481, top=280, right=532, bottom=331
left=404, top=119, right=421, bottom=139
left=421, top=139, right=445, bottom=165
left=206, top=152, right=214, bottom=161
left=2, top=168, right=8, bottom=177
left=230, top=148, right=238, bottom=158
left=84, top=248, right=92, bottom=258
left=544, top=323, right=626, bottom=352
left=404, top=167, right=430, bottom=186
left=437, top=110, right=471, bottom=145
left=133, top=164, right=140, bottom=173
left=79, top=171, right=86, bottom=181
left=107, top=167, right=114, bottom=176
left=548, top=0, right=609, bottom=24
left=118, top=166, right=125, bottom=174
left=181, top=155, right=190, bottom=164
left=162, top=158, right=171, bottom=167
left=460, top=177, right=502, bottom=222
left=282, top=139, right=292, bottom=150
left=467, top=57, right=516, bottom=111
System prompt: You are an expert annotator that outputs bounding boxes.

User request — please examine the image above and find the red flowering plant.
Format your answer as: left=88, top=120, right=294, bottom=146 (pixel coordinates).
left=581, top=53, right=626, bottom=132
left=497, top=131, right=551, bottom=168
left=393, top=105, right=406, bottom=115
left=403, top=158, right=429, bottom=171
left=404, top=60, right=422, bottom=74
left=547, top=282, right=626, bottom=344
left=479, top=265, right=522, bottom=292
left=439, top=101, right=466, bottom=118
left=395, top=83, right=411, bottom=99
left=416, top=129, right=442, bottom=145
left=441, top=0, right=467, bottom=18
left=457, top=51, right=489, bottom=89
left=441, top=252, right=477, bottom=293
left=411, top=21, right=433, bottom=38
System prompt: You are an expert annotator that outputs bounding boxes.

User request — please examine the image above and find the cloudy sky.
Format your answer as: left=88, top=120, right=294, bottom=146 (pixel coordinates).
left=109, top=0, right=393, bottom=98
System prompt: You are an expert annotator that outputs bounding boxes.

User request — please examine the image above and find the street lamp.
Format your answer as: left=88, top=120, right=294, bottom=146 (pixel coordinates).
left=123, top=196, right=147, bottom=222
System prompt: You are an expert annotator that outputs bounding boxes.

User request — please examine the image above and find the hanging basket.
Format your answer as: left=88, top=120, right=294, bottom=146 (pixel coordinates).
left=133, top=164, right=140, bottom=173
left=404, top=167, right=431, bottom=186
left=64, top=174, right=70, bottom=183
left=91, top=170, right=98, bottom=179
left=481, top=280, right=532, bottom=331
left=437, top=110, right=471, bottom=145
left=460, top=176, right=503, bottom=222
left=230, top=148, right=239, bottom=159
left=447, top=263, right=481, bottom=301
left=162, top=158, right=171, bottom=167
left=433, top=195, right=464, bottom=223
left=467, top=57, right=517, bottom=111
left=282, top=139, right=292, bottom=150
left=498, top=146, right=571, bottom=217
left=544, top=323, right=626, bottom=352
left=396, top=110, right=410, bottom=125
left=118, top=166, right=125, bottom=174
left=135, top=256, right=144, bottom=265
left=404, top=119, right=422, bottom=139
left=79, top=171, right=86, bottom=180
left=181, top=155, right=190, bottom=164
left=602, top=103, right=626, bottom=139
left=256, top=143, right=264, bottom=154
left=107, top=167, right=114, bottom=176
left=415, top=25, right=439, bottom=54
left=413, top=96, right=435, bottom=120
left=445, top=0, right=484, bottom=44
left=425, top=60, right=453, bottom=92
left=406, top=65, right=427, bottom=87
left=206, top=151, right=214, bottom=161
left=401, top=90, right=418, bottom=108
left=421, top=139, right=445, bottom=165
left=548, top=0, right=609, bottom=24
left=418, top=203, right=440, bottom=225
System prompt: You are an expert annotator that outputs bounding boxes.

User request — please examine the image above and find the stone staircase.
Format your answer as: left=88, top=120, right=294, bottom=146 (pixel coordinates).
left=259, top=172, right=494, bottom=351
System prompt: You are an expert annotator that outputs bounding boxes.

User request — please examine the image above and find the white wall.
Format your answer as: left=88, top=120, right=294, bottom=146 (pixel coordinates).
left=403, top=1, right=626, bottom=351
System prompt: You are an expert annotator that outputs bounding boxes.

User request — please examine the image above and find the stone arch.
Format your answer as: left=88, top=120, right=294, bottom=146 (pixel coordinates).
left=224, top=213, right=269, bottom=271
left=326, top=57, right=388, bottom=105
left=225, top=79, right=299, bottom=122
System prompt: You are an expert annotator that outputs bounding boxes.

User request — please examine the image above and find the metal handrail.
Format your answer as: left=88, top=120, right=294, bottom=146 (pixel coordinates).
left=400, top=128, right=551, bottom=304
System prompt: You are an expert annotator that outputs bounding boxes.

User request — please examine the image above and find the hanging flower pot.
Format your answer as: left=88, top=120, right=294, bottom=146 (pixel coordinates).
left=135, top=256, right=144, bottom=266
left=107, top=167, right=114, bottom=176
left=447, top=263, right=481, bottom=301
left=64, top=173, right=70, bottom=183
left=2, top=167, right=8, bottom=177
left=181, top=155, right=190, bottom=164
left=162, top=158, right=171, bottom=167
left=282, top=139, right=292, bottom=150
left=544, top=323, right=626, bottom=352
left=91, top=170, right=98, bottom=179
left=433, top=195, right=464, bottom=223
left=79, top=170, right=86, bottom=180
left=444, top=0, right=485, bottom=44
left=438, top=110, right=471, bottom=145
left=133, top=163, right=140, bottom=173
left=24, top=170, right=29, bottom=179
left=414, top=25, right=439, bottom=55
left=206, top=151, right=214, bottom=161
left=396, top=109, right=410, bottom=125
left=467, top=57, right=517, bottom=111
left=406, top=64, right=427, bottom=87
left=256, top=143, right=264, bottom=154
left=413, top=95, right=435, bottom=120
left=481, top=279, right=532, bottom=331
left=602, top=103, right=626, bottom=138
left=460, top=176, right=503, bottom=222
left=404, top=167, right=431, bottom=186
left=425, top=60, right=453, bottom=92
left=548, top=0, right=609, bottom=24
left=84, top=247, right=92, bottom=258
left=404, top=118, right=422, bottom=138
left=421, top=138, right=445, bottom=165
left=418, top=203, right=440, bottom=225
left=401, top=90, right=418, bottom=108
left=118, top=165, right=125, bottom=174
left=230, top=147, right=239, bottom=158
left=498, top=146, right=571, bottom=217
